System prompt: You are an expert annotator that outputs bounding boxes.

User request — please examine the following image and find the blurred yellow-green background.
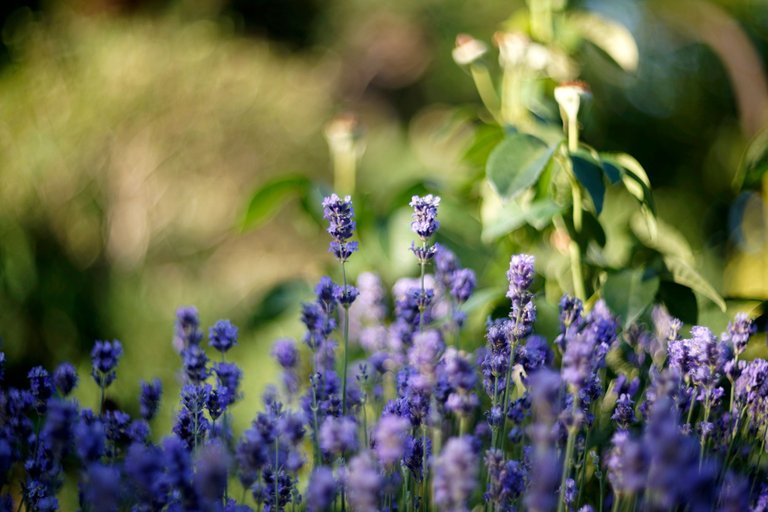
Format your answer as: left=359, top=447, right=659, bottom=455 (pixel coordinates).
left=1, top=0, right=768, bottom=441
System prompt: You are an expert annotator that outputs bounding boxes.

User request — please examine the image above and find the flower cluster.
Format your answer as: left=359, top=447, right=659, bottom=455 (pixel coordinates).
left=0, top=192, right=766, bottom=512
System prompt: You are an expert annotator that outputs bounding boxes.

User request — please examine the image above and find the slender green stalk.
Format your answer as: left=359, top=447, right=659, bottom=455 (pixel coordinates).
left=557, top=395, right=580, bottom=512
left=469, top=63, right=503, bottom=124
left=341, top=261, right=350, bottom=416
left=421, top=424, right=429, bottom=512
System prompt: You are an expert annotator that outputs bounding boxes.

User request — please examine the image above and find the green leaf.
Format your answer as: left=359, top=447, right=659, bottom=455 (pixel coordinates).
left=464, top=124, right=505, bottom=169
left=486, top=134, right=556, bottom=199
left=241, top=175, right=311, bottom=230
left=247, top=279, right=312, bottom=328
left=461, top=287, right=505, bottom=314
left=663, top=256, right=726, bottom=312
left=481, top=199, right=527, bottom=242
left=602, top=268, right=660, bottom=327
left=524, top=199, right=563, bottom=230
left=630, top=213, right=694, bottom=263
left=602, top=161, right=623, bottom=184
left=736, top=127, right=768, bottom=189
left=571, top=150, right=605, bottom=215
left=657, top=280, right=698, bottom=324
left=602, top=153, right=656, bottom=213
left=569, top=11, right=639, bottom=72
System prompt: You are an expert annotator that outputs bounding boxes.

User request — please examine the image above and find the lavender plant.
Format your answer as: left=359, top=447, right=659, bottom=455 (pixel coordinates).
left=0, top=192, right=766, bottom=512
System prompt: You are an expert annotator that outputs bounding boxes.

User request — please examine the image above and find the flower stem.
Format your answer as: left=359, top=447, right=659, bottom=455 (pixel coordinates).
left=557, top=395, right=580, bottom=512
left=341, top=261, right=350, bottom=416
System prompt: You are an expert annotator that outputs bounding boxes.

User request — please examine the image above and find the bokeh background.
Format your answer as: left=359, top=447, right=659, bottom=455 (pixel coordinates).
left=0, top=0, right=767, bottom=454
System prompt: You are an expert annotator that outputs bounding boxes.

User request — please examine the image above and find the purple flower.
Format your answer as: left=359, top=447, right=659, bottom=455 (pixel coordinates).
left=507, top=254, right=535, bottom=298
left=81, top=464, right=122, bottom=512
left=272, top=339, right=299, bottom=369
left=606, top=430, right=646, bottom=494
left=125, top=443, right=169, bottom=507
left=140, top=379, right=162, bottom=422
left=75, top=417, right=105, bottom=463
left=174, top=306, right=203, bottom=351
left=182, top=345, right=209, bottom=384
left=307, top=466, right=337, bottom=512
left=235, top=426, right=268, bottom=487
left=346, top=451, right=382, bottom=512
left=319, top=416, right=358, bottom=456
left=194, top=440, right=230, bottom=504
left=724, top=312, right=756, bottom=357
left=450, top=268, right=476, bottom=304
left=443, top=348, right=477, bottom=390
left=408, top=329, right=443, bottom=392
left=409, top=194, right=441, bottom=240
left=373, top=415, right=410, bottom=467
left=214, top=362, right=243, bottom=406
left=335, top=284, right=359, bottom=307
left=90, top=340, right=123, bottom=388
left=53, top=363, right=78, bottom=396
left=28, top=367, right=53, bottom=411
left=433, top=436, right=478, bottom=512
left=611, top=394, right=636, bottom=429
left=322, top=194, right=358, bottom=261
left=484, top=449, right=526, bottom=508
left=209, top=319, right=238, bottom=353
left=525, top=447, right=560, bottom=512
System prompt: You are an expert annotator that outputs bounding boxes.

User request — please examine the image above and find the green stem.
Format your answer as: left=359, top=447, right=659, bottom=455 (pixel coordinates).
left=273, top=440, right=279, bottom=512
left=421, top=424, right=429, bottom=511
left=557, top=395, right=580, bottom=512
left=341, top=261, right=350, bottom=416
left=469, top=63, right=503, bottom=124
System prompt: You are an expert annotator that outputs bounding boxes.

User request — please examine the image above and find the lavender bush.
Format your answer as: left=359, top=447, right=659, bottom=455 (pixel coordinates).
left=0, top=191, right=765, bottom=512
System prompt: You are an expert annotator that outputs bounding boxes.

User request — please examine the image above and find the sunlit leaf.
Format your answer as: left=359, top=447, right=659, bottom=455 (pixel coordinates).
left=241, top=175, right=311, bottom=230
left=524, top=199, right=563, bottom=230
left=486, top=134, right=556, bottom=199
left=664, top=256, right=726, bottom=312
left=602, top=268, right=660, bottom=327
left=570, top=11, right=639, bottom=72
left=630, top=213, right=694, bottom=264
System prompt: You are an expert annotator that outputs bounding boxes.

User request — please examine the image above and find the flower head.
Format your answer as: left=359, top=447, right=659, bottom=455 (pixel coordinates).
left=90, top=340, right=123, bottom=388
left=322, top=194, right=358, bottom=262
left=209, top=319, right=238, bottom=353
left=409, top=195, right=441, bottom=240
left=53, top=363, right=78, bottom=397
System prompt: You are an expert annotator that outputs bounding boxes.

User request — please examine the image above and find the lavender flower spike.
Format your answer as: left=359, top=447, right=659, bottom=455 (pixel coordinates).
left=322, top=193, right=358, bottom=262
left=433, top=436, right=478, bottom=512
left=409, top=194, right=441, bottom=240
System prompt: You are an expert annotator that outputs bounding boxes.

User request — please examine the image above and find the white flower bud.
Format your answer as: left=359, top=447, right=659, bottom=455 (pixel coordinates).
left=452, top=34, right=487, bottom=66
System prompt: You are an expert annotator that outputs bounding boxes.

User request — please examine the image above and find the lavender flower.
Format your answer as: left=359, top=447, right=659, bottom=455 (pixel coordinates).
left=346, top=451, right=382, bottom=512
left=611, top=394, right=636, bottom=429
left=318, top=416, right=358, bottom=456
left=140, top=379, right=163, bottom=422
left=606, top=430, right=647, bottom=494
left=506, top=254, right=536, bottom=340
left=373, top=415, right=410, bottom=467
left=174, top=306, right=203, bottom=351
left=209, top=319, right=238, bottom=353
left=322, top=194, right=358, bottom=262
left=272, top=338, right=299, bottom=369
left=306, top=467, right=337, bottom=512
left=194, top=440, right=230, bottom=504
left=724, top=312, right=756, bottom=357
left=53, top=363, right=78, bottom=396
left=90, top=340, right=123, bottom=388
left=409, top=194, right=441, bottom=240
left=28, top=366, right=53, bottom=412
left=81, top=464, right=122, bottom=512
left=433, top=436, right=478, bottom=512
